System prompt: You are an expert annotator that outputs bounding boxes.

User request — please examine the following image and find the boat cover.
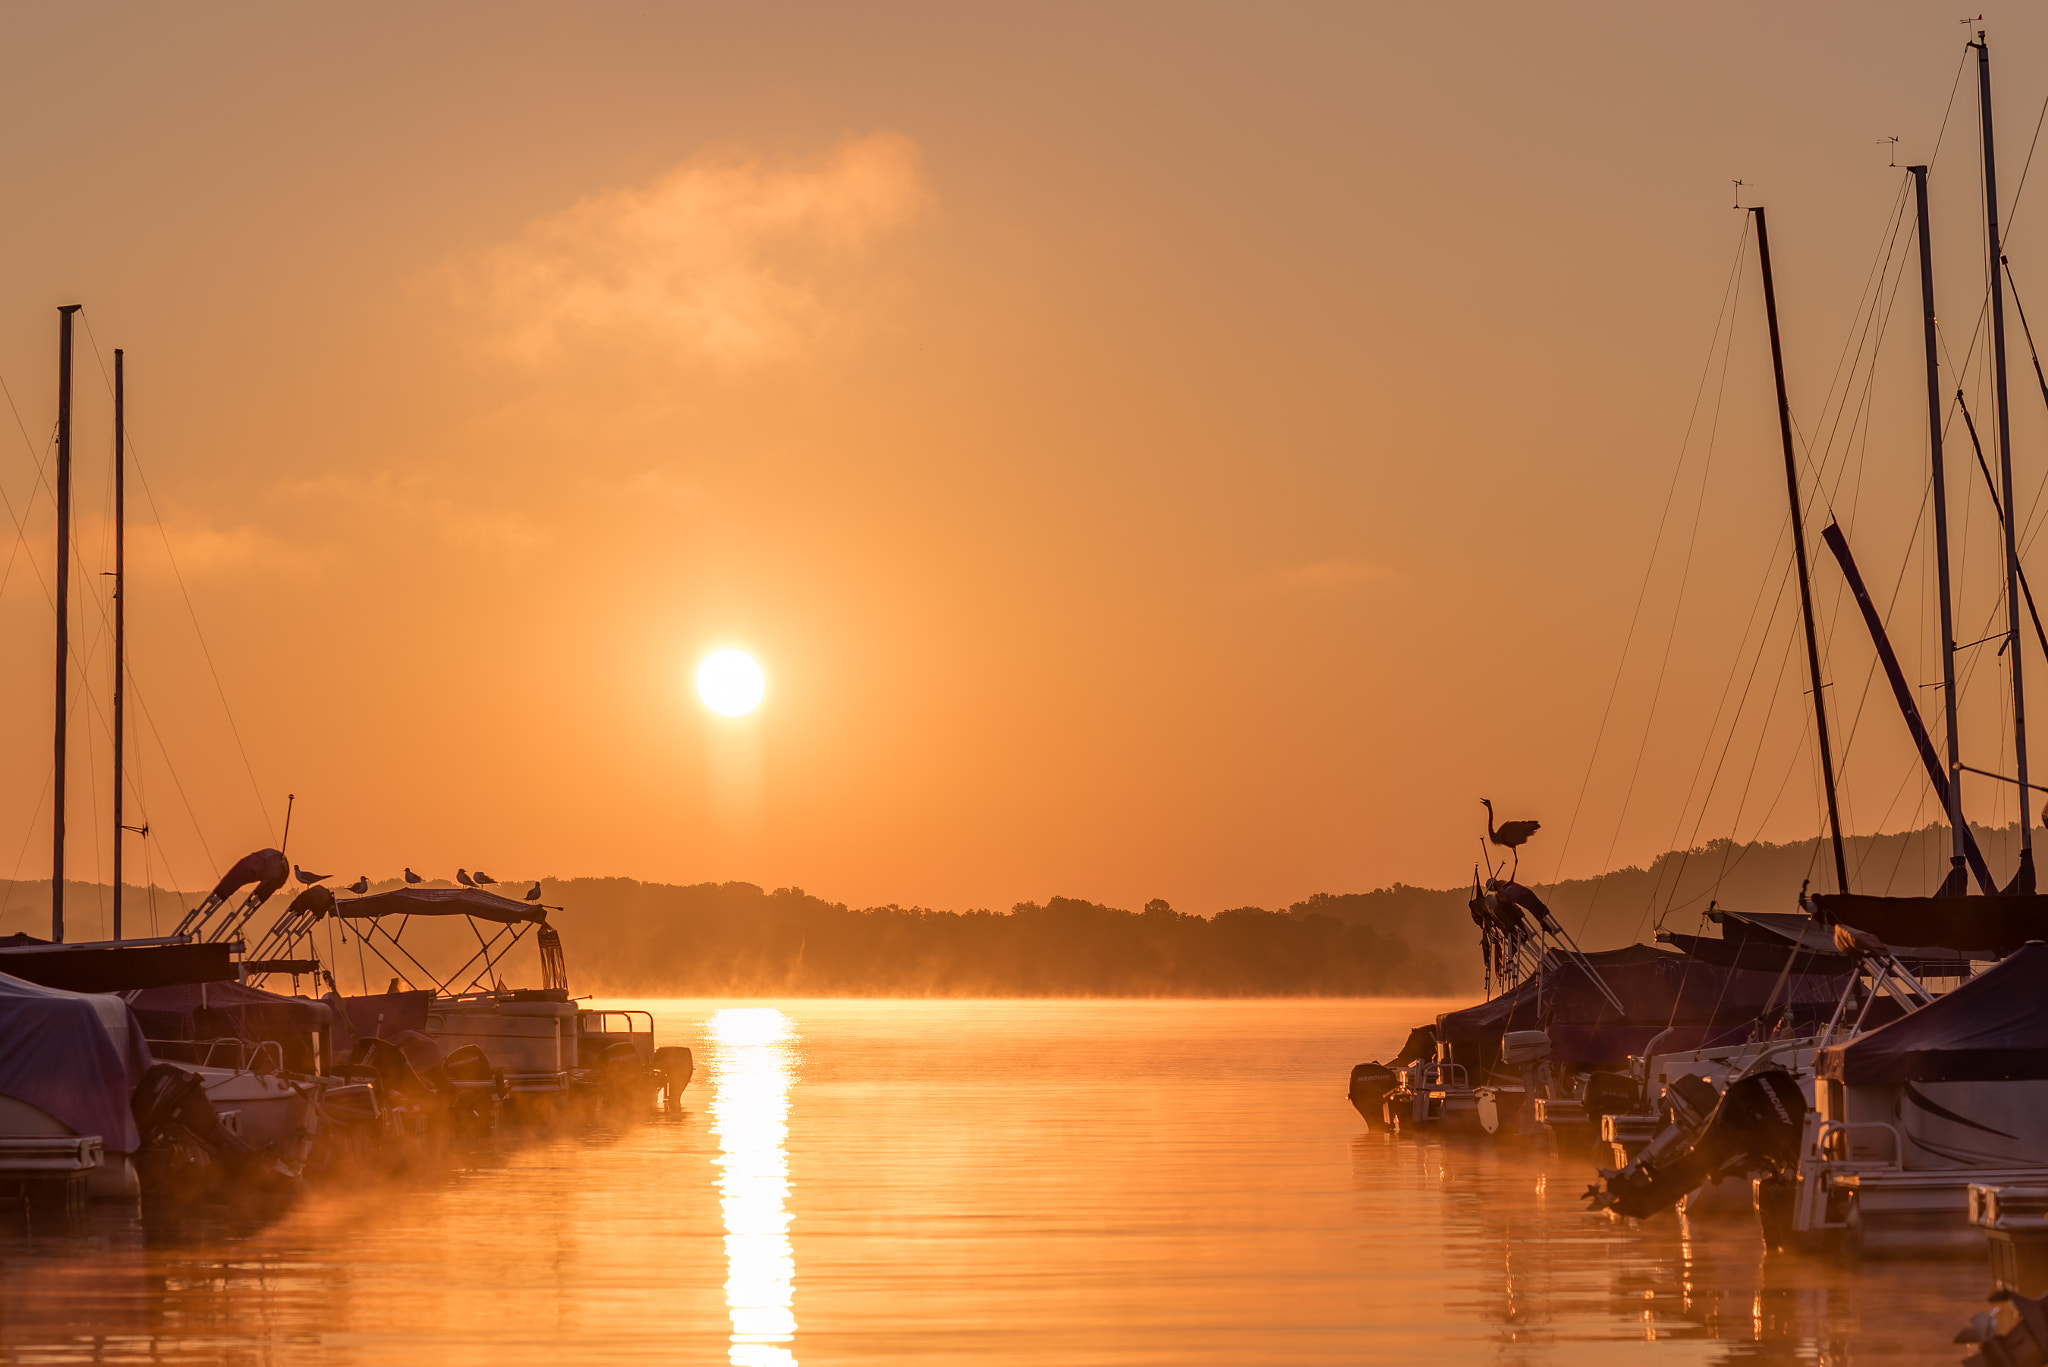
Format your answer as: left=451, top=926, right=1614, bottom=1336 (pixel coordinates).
left=1662, top=911, right=1970, bottom=974
left=123, top=980, right=332, bottom=1043
left=1437, top=948, right=1849, bottom=1063
left=1816, top=941, right=2048, bottom=1084
left=1811, top=891, right=2048, bottom=955
left=0, top=970, right=153, bottom=1152
left=0, top=939, right=237, bottom=992
left=328, top=886, right=545, bottom=924
left=326, top=989, right=435, bottom=1048
left=1657, top=931, right=1842, bottom=972
left=205, top=848, right=291, bottom=906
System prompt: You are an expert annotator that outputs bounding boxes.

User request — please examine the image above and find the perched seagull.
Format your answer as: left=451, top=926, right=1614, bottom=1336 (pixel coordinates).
left=473, top=871, right=497, bottom=885
left=346, top=875, right=369, bottom=895
left=403, top=867, right=423, bottom=884
left=523, top=882, right=542, bottom=902
left=294, top=865, right=331, bottom=885
left=456, top=869, right=477, bottom=888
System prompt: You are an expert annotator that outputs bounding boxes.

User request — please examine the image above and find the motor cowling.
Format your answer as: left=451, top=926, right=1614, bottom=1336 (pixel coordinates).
left=1584, top=1070, right=1808, bottom=1221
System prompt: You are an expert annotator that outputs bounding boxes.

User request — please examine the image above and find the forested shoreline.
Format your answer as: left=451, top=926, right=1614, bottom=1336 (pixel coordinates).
left=552, top=882, right=1454, bottom=997
left=0, top=821, right=2013, bottom=997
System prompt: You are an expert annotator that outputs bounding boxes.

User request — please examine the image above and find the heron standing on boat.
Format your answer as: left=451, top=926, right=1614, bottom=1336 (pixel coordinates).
left=1480, top=798, right=1540, bottom=877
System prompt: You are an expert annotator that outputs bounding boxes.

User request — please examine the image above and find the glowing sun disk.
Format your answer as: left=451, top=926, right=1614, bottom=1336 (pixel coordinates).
left=698, top=649, right=766, bottom=717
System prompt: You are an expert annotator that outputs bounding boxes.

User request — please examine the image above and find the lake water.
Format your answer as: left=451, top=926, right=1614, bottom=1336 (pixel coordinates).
left=0, top=998, right=1993, bottom=1363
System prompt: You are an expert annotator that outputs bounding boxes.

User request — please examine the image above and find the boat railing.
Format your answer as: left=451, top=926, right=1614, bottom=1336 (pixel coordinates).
left=578, top=1009, right=653, bottom=1035
left=1817, top=1117, right=1903, bottom=1165
left=197, top=1037, right=286, bottom=1076
left=1419, top=1063, right=1469, bottom=1091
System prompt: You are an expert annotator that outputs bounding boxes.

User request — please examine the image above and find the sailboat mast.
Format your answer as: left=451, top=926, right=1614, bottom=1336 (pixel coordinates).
left=1913, top=166, right=1970, bottom=885
left=52, top=304, right=79, bottom=943
left=1751, top=207, right=1850, bottom=894
left=112, top=349, right=125, bottom=941
left=1976, top=31, right=2035, bottom=887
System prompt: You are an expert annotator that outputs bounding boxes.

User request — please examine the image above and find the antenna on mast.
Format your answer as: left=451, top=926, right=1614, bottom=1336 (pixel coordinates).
left=1880, top=136, right=1900, bottom=167
left=1732, top=179, right=1748, bottom=209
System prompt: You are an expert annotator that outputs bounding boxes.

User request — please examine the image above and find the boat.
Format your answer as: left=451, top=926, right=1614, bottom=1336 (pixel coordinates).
left=1355, top=36, right=2048, bottom=1197
left=0, top=313, right=691, bottom=1210
left=239, top=877, right=692, bottom=1115
left=0, top=969, right=155, bottom=1204
left=1783, top=941, right=2048, bottom=1254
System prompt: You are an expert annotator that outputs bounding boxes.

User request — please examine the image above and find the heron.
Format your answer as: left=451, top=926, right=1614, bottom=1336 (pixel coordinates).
left=1481, top=799, right=1540, bottom=877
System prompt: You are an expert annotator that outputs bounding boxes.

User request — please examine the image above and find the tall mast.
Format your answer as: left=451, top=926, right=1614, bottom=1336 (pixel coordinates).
left=1752, top=207, right=1850, bottom=894
left=1913, top=165, right=1970, bottom=891
left=1976, top=30, right=2034, bottom=890
left=52, top=304, right=79, bottom=942
left=113, top=350, right=125, bottom=942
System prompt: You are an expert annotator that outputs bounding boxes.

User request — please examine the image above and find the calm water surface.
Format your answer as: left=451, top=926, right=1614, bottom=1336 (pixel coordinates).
left=0, top=999, right=1990, bottom=1364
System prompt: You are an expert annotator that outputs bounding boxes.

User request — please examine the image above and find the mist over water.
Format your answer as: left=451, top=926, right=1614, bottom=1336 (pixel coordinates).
left=0, top=1000, right=1987, bottom=1363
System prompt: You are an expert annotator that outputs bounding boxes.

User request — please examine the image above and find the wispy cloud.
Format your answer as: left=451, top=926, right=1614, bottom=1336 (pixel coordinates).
left=271, top=471, right=551, bottom=556
left=1238, top=556, right=1407, bottom=598
left=463, top=133, right=931, bottom=368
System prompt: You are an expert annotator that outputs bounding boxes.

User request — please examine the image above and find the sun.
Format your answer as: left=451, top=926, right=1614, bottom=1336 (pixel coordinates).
left=696, top=648, right=766, bottom=717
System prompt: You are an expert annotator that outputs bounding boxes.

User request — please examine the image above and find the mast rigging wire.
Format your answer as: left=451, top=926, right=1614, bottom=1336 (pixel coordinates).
left=78, top=313, right=276, bottom=848
left=1539, top=219, right=1755, bottom=920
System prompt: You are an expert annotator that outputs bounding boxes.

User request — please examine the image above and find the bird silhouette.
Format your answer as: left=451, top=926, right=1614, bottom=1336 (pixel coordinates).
left=457, top=869, right=477, bottom=888
left=346, top=875, right=369, bottom=895
left=1481, top=799, right=1541, bottom=877
left=403, top=867, right=423, bottom=884
left=524, top=882, right=542, bottom=902
left=473, top=871, right=497, bottom=885
left=293, top=864, right=331, bottom=885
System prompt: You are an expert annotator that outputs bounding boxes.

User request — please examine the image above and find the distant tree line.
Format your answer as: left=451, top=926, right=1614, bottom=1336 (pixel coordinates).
left=547, top=880, right=1455, bottom=997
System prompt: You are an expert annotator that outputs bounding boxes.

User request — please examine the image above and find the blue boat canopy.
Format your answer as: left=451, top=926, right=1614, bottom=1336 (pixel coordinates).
left=1816, top=941, right=2048, bottom=1085
left=0, top=971, right=153, bottom=1153
left=328, top=886, right=546, bottom=925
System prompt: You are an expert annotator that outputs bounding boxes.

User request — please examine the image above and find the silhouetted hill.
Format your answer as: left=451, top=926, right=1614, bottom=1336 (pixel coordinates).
left=0, top=819, right=2016, bottom=997
left=1288, top=820, right=2033, bottom=993
left=544, top=882, right=1450, bottom=997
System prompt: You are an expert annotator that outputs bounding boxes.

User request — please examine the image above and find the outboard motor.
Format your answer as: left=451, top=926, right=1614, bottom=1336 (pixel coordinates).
left=1581, top=1071, right=1644, bottom=1131
left=653, top=1045, right=695, bottom=1109
left=1501, top=1030, right=1553, bottom=1133
left=1960, top=1288, right=2048, bottom=1366
left=1347, top=1062, right=1398, bottom=1128
left=439, top=1044, right=502, bottom=1127
left=131, top=1062, right=283, bottom=1200
left=1584, top=1070, right=1807, bottom=1221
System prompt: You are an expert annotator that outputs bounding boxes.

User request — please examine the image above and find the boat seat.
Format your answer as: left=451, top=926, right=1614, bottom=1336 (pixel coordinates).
left=0, top=1136, right=102, bottom=1216
left=1972, top=1184, right=2048, bottom=1231
left=1834, top=1167, right=2048, bottom=1215
left=0, top=1136, right=101, bottom=1175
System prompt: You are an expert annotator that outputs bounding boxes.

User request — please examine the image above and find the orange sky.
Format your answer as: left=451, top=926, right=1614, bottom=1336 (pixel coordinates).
left=7, top=4, right=2048, bottom=931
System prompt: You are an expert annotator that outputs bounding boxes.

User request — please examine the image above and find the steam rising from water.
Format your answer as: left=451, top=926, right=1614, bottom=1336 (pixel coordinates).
left=710, top=1008, right=798, bottom=1366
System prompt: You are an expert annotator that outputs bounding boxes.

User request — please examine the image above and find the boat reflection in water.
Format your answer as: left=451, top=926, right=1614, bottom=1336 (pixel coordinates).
left=710, top=1008, right=799, bottom=1367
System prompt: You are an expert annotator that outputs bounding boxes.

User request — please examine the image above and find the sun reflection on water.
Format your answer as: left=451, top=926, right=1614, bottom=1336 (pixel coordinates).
left=710, top=1008, right=798, bottom=1367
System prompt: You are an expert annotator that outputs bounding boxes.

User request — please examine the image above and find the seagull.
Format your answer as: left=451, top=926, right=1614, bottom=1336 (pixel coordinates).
left=346, top=875, right=369, bottom=895
left=457, top=869, right=477, bottom=887
left=294, top=864, right=331, bottom=885
left=524, top=882, right=542, bottom=902
left=404, top=867, right=423, bottom=884
left=473, top=871, right=497, bottom=885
